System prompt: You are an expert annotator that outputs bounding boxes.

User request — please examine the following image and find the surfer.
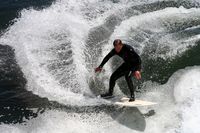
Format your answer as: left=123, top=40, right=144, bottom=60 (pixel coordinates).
left=95, top=39, right=142, bottom=101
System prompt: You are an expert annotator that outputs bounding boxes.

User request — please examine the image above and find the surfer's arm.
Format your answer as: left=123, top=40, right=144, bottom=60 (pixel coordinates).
left=128, top=48, right=142, bottom=79
left=99, top=49, right=115, bottom=68
left=130, top=64, right=141, bottom=72
left=128, top=47, right=142, bottom=72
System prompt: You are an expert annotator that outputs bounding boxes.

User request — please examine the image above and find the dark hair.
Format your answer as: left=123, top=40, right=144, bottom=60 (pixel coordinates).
left=113, top=39, right=122, bottom=46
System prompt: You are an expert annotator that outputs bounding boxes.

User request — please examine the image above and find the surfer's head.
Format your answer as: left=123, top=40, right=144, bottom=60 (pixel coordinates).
left=113, top=39, right=123, bottom=53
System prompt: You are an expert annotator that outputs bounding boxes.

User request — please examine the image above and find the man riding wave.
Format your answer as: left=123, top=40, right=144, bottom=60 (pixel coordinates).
left=95, top=39, right=142, bottom=102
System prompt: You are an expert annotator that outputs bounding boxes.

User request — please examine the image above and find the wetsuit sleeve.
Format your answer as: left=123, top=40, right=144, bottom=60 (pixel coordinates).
left=99, top=49, right=115, bottom=68
left=131, top=64, right=141, bottom=72
left=127, top=46, right=142, bottom=71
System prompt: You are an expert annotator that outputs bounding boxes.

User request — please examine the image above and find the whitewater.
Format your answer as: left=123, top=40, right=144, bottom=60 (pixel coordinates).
left=0, top=0, right=200, bottom=132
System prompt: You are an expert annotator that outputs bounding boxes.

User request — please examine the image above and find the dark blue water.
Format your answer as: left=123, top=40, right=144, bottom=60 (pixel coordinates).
left=0, top=0, right=54, bottom=31
left=0, top=0, right=54, bottom=124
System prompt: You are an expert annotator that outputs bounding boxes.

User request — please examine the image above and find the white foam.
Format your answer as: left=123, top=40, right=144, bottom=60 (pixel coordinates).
left=173, top=67, right=200, bottom=133
left=0, top=0, right=98, bottom=106
left=0, top=109, right=135, bottom=133
left=0, top=0, right=138, bottom=106
left=0, top=1, right=200, bottom=132
left=1, top=66, right=200, bottom=133
left=1, top=57, right=200, bottom=132
left=109, top=7, right=200, bottom=58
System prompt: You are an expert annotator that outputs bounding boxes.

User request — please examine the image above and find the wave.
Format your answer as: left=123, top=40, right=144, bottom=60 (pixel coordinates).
left=0, top=0, right=200, bottom=132
left=0, top=66, right=199, bottom=133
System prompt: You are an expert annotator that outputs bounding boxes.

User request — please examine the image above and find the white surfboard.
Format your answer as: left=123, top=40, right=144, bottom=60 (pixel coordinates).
left=114, top=97, right=157, bottom=107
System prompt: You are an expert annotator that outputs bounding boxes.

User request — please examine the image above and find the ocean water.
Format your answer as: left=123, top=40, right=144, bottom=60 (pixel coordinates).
left=0, top=0, right=200, bottom=132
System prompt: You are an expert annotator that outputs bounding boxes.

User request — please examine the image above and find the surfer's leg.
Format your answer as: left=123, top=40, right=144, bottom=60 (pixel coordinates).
left=125, top=72, right=135, bottom=101
left=108, top=63, right=127, bottom=95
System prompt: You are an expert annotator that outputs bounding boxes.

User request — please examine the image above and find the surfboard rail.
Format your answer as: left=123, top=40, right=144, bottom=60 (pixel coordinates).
left=114, top=97, right=157, bottom=107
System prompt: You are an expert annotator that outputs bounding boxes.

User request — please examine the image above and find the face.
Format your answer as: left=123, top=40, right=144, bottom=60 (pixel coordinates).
left=114, top=43, right=123, bottom=53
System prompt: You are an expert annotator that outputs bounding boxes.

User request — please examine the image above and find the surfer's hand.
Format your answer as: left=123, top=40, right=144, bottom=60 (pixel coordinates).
left=95, top=67, right=102, bottom=73
left=134, top=71, right=141, bottom=80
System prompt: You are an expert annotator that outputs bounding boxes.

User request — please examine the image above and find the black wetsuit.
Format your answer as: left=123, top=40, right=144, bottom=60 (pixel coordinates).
left=99, top=44, right=141, bottom=98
